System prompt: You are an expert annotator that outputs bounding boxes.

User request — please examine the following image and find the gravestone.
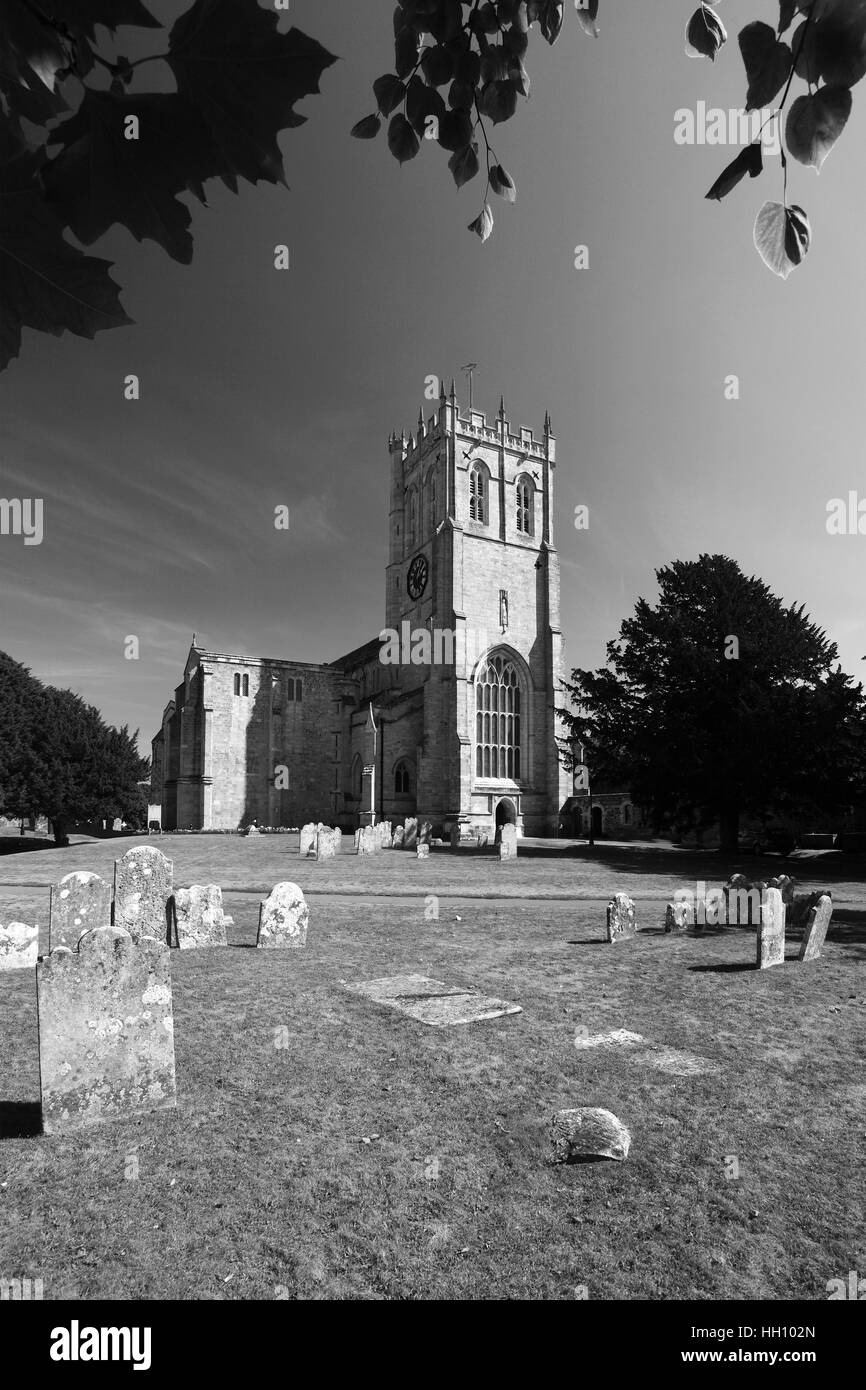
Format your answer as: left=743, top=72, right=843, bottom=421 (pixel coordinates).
left=799, top=894, right=833, bottom=962
left=256, top=883, right=308, bottom=948
left=392, top=826, right=405, bottom=848
left=664, top=901, right=691, bottom=933
left=244, top=825, right=260, bottom=837
left=767, top=874, right=795, bottom=909
left=112, top=817, right=123, bottom=832
left=606, top=892, right=636, bottom=942
left=0, top=921, right=38, bottom=971
left=37, top=926, right=177, bottom=1134
left=499, top=824, right=517, bottom=860
left=724, top=877, right=762, bottom=927
left=416, top=843, right=429, bottom=860
left=380, top=821, right=393, bottom=847
left=175, top=885, right=228, bottom=949
left=299, top=822, right=322, bottom=857
left=478, top=832, right=489, bottom=848
left=550, top=1108, right=631, bottom=1163
left=357, top=826, right=375, bottom=856
left=419, top=820, right=433, bottom=845
left=403, top=817, right=418, bottom=849
left=49, top=871, right=112, bottom=953
left=757, top=887, right=785, bottom=969
left=316, top=827, right=341, bottom=860
left=113, top=846, right=173, bottom=945
left=449, top=825, right=460, bottom=849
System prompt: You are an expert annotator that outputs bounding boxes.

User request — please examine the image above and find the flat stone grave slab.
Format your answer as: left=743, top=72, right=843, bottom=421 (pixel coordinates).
left=343, top=973, right=522, bottom=1027
left=573, top=1028, right=720, bottom=1076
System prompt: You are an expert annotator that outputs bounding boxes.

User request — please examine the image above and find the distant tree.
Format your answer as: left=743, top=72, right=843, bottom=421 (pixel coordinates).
left=558, top=555, right=866, bottom=853
left=0, top=650, right=41, bottom=818
left=21, top=683, right=149, bottom=844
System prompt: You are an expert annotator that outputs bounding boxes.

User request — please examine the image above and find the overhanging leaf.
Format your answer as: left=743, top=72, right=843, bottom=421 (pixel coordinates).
left=686, top=4, right=727, bottom=61
left=448, top=142, right=479, bottom=187
left=705, top=142, right=764, bottom=201
left=388, top=112, right=420, bottom=163
left=738, top=21, right=792, bottom=109
left=786, top=86, right=852, bottom=169
left=0, top=188, right=132, bottom=371
left=468, top=201, right=494, bottom=242
left=167, top=1, right=336, bottom=188
left=753, top=200, right=811, bottom=277
left=489, top=164, right=517, bottom=201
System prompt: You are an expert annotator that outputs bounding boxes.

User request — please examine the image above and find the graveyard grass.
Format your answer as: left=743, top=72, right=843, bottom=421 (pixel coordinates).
left=1, top=834, right=863, bottom=1300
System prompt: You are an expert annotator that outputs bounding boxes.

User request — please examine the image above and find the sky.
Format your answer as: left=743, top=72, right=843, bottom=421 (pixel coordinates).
left=1, top=0, right=864, bottom=752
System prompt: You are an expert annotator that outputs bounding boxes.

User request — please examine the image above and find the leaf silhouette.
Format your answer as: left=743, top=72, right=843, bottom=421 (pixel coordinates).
left=0, top=187, right=132, bottom=371
left=167, top=0, right=336, bottom=188
left=786, top=85, right=852, bottom=169
left=705, top=142, right=764, bottom=201
left=738, top=21, right=792, bottom=109
left=753, top=200, right=811, bottom=277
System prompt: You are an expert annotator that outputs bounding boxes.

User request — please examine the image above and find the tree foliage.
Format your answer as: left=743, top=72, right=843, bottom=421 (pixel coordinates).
left=0, top=650, right=149, bottom=843
left=357, top=1, right=864, bottom=272
left=558, top=556, right=866, bottom=852
left=0, top=0, right=336, bottom=370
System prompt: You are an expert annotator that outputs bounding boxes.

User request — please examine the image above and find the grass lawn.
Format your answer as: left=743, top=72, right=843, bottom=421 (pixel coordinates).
left=0, top=836, right=863, bottom=1300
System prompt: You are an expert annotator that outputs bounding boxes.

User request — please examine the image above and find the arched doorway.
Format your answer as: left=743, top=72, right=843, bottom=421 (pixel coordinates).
left=592, top=805, right=603, bottom=838
left=495, top=797, right=517, bottom=844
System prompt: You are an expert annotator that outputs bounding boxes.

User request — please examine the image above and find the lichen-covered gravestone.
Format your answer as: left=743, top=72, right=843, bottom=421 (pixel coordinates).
left=416, top=842, right=429, bottom=860
left=499, top=824, right=517, bottom=859
left=606, top=892, right=636, bottom=942
left=664, top=900, right=691, bottom=933
left=299, top=823, right=320, bottom=857
left=37, top=926, right=177, bottom=1134
left=113, top=845, right=173, bottom=945
left=799, top=894, right=833, bottom=963
left=316, top=827, right=341, bottom=860
left=724, top=875, right=761, bottom=927
left=403, top=817, right=418, bottom=848
left=256, top=883, right=308, bottom=948
left=392, top=826, right=405, bottom=848
left=49, top=871, right=112, bottom=953
left=0, top=921, right=38, bottom=971
left=757, top=887, right=785, bottom=969
left=550, top=1108, right=631, bottom=1162
left=357, top=826, right=375, bottom=856
left=174, top=885, right=228, bottom=949
left=418, top=820, right=433, bottom=845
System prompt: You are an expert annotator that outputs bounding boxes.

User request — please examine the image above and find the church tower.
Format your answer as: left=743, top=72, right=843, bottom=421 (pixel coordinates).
left=384, top=381, right=571, bottom=836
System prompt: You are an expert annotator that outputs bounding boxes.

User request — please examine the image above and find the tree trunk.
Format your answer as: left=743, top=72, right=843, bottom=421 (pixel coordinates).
left=719, top=806, right=740, bottom=854
left=52, top=818, right=69, bottom=847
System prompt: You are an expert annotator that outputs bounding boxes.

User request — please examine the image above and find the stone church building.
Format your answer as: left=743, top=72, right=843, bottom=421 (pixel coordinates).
left=150, top=383, right=572, bottom=838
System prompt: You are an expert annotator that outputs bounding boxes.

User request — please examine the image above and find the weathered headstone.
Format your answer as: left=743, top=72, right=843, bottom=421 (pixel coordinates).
left=256, top=882, right=308, bottom=948
left=724, top=877, right=762, bottom=927
left=767, top=874, right=795, bottom=909
left=112, top=817, right=123, bottom=832
left=174, top=885, right=228, bottom=949
left=799, top=894, right=833, bottom=963
left=550, top=1108, right=631, bottom=1163
left=664, top=900, right=691, bottom=933
left=357, top=825, right=375, bottom=856
left=418, top=820, right=433, bottom=845
left=606, top=892, right=636, bottom=942
left=37, top=927, right=177, bottom=1134
left=49, top=871, right=112, bottom=953
left=299, top=822, right=321, bottom=857
left=316, top=827, right=341, bottom=860
left=403, top=817, right=418, bottom=848
left=113, top=846, right=173, bottom=945
left=244, top=824, right=260, bottom=837
left=416, top=842, right=429, bottom=860
left=0, top=921, right=38, bottom=971
left=392, top=826, right=405, bottom=848
left=757, top=887, right=785, bottom=969
left=380, top=820, right=392, bottom=846
left=499, top=824, right=517, bottom=859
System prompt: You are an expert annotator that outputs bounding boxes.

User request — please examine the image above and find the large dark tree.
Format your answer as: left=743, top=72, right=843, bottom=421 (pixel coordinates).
left=25, top=686, right=149, bottom=844
left=0, top=651, right=41, bottom=817
left=559, top=555, right=866, bottom=852
left=0, top=652, right=150, bottom=843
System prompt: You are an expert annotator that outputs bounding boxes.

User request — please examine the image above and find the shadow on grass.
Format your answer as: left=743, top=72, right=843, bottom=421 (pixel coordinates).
left=689, top=963, right=756, bottom=974
left=0, top=1101, right=42, bottom=1138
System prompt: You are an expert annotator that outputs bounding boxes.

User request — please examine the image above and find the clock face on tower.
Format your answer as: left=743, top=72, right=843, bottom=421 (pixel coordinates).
left=406, top=553, right=428, bottom=601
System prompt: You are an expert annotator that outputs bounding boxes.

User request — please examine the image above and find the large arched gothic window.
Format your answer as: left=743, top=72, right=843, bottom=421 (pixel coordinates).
left=394, top=759, right=413, bottom=795
left=475, top=654, right=522, bottom=779
left=516, top=476, right=534, bottom=535
left=425, top=468, right=436, bottom=533
left=469, top=464, right=487, bottom=524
